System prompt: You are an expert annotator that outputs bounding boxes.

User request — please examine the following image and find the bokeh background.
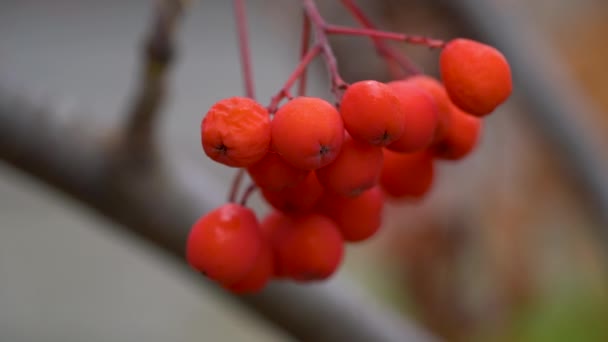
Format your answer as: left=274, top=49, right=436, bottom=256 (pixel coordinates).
left=1, top=0, right=608, bottom=341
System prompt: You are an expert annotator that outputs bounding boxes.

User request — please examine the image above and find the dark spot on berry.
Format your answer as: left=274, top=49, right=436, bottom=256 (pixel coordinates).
left=381, top=130, right=390, bottom=143
left=319, top=145, right=330, bottom=156
left=215, top=143, right=228, bottom=155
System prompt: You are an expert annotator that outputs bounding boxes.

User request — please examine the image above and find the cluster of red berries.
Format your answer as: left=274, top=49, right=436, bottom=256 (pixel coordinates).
left=187, top=38, right=512, bottom=293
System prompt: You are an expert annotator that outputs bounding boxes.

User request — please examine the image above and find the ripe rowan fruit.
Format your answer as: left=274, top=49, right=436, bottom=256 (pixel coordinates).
left=272, top=97, right=344, bottom=170
left=432, top=103, right=482, bottom=160
left=339, top=80, right=404, bottom=146
left=380, top=149, right=434, bottom=200
left=247, top=151, right=308, bottom=191
left=186, top=203, right=262, bottom=285
left=201, top=97, right=271, bottom=167
left=318, top=186, right=385, bottom=242
left=440, top=38, right=512, bottom=116
left=259, top=210, right=292, bottom=278
left=316, top=133, right=383, bottom=197
left=261, top=172, right=324, bottom=213
left=225, top=241, right=274, bottom=294
left=275, top=213, right=344, bottom=281
left=405, top=75, right=452, bottom=143
left=386, top=80, right=439, bottom=153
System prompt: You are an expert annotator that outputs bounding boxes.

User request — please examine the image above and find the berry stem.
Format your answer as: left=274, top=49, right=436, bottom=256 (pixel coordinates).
left=297, top=12, right=311, bottom=97
left=240, top=183, right=258, bottom=206
left=339, top=0, right=422, bottom=76
left=325, top=25, right=445, bottom=49
left=228, top=168, right=246, bottom=203
left=268, top=44, right=321, bottom=113
left=302, top=0, right=348, bottom=101
left=233, top=0, right=255, bottom=99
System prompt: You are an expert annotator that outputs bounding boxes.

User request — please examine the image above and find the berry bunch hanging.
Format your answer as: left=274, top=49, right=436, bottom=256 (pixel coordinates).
left=187, top=0, right=512, bottom=294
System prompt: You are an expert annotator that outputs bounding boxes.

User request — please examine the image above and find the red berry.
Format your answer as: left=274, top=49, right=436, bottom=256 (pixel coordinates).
left=201, top=97, right=271, bottom=167
left=259, top=211, right=292, bottom=278
left=247, top=151, right=308, bottom=191
left=316, top=133, right=383, bottom=197
left=272, top=97, right=344, bottom=170
left=386, top=80, right=439, bottom=153
left=340, top=80, right=404, bottom=146
left=405, top=75, right=452, bottom=143
left=440, top=38, right=512, bottom=116
left=275, top=213, right=344, bottom=281
left=318, top=186, right=385, bottom=242
left=432, top=103, right=482, bottom=160
left=261, top=172, right=324, bottom=213
left=225, top=241, right=274, bottom=294
left=186, top=204, right=262, bottom=284
left=380, top=149, right=434, bottom=200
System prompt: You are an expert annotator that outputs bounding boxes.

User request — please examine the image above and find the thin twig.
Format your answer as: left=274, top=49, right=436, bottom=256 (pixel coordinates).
left=302, top=0, right=348, bottom=101
left=325, top=24, right=445, bottom=49
left=233, top=0, right=255, bottom=99
left=240, top=183, right=258, bottom=205
left=228, top=168, right=246, bottom=203
left=124, top=0, right=185, bottom=156
left=297, top=12, right=311, bottom=96
left=339, top=0, right=421, bottom=76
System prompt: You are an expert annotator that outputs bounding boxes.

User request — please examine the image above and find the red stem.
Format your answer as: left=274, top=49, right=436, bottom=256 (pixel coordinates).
left=325, top=25, right=445, bottom=48
left=339, top=0, right=422, bottom=76
left=228, top=168, right=245, bottom=203
left=268, top=44, right=321, bottom=113
left=233, top=0, right=255, bottom=99
left=297, top=12, right=311, bottom=97
left=240, top=183, right=258, bottom=206
left=302, top=0, right=348, bottom=101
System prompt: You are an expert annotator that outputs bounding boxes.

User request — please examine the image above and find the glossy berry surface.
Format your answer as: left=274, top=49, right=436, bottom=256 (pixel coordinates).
left=318, top=186, right=385, bottom=242
left=339, top=80, right=404, bottom=146
left=386, top=80, right=439, bottom=153
left=440, top=38, right=512, bottom=116
left=201, top=97, right=271, bottom=167
left=432, top=103, right=482, bottom=160
left=186, top=203, right=262, bottom=285
left=225, top=241, right=274, bottom=294
left=380, top=149, right=435, bottom=200
left=405, top=75, right=452, bottom=143
left=261, top=172, right=324, bottom=213
left=247, top=151, right=308, bottom=191
left=272, top=97, right=344, bottom=170
left=275, top=213, right=344, bottom=281
left=316, top=133, right=383, bottom=197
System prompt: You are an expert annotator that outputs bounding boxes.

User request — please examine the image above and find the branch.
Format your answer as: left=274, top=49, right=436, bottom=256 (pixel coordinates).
left=0, top=88, right=438, bottom=342
left=124, top=0, right=185, bottom=157
left=233, top=0, right=256, bottom=99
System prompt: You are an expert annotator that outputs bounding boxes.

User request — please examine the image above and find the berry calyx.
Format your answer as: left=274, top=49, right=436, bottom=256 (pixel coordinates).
left=316, top=132, right=383, bottom=197
left=386, top=80, right=439, bottom=153
left=186, top=203, right=262, bottom=285
left=318, top=186, right=385, bottom=242
left=201, top=97, right=271, bottom=167
left=247, top=151, right=308, bottom=191
left=380, top=149, right=434, bottom=200
left=271, top=97, right=344, bottom=170
left=339, top=80, right=405, bottom=146
left=440, top=38, right=512, bottom=116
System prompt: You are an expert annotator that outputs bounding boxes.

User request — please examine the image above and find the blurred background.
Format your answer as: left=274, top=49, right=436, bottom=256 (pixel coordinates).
left=1, top=0, right=608, bottom=341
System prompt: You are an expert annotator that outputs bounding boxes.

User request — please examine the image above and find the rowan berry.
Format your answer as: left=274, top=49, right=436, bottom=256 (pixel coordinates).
left=317, top=186, right=385, bottom=242
left=405, top=75, right=452, bottom=143
left=386, top=80, right=439, bottom=153
left=186, top=203, right=262, bottom=285
left=261, top=172, right=324, bottom=213
left=275, top=213, right=344, bottom=281
left=271, top=97, right=344, bottom=170
left=380, top=149, right=434, bottom=200
left=225, top=241, right=274, bottom=294
left=432, top=103, right=482, bottom=160
left=259, top=210, right=292, bottom=278
left=316, top=133, right=383, bottom=197
left=440, top=38, right=512, bottom=116
left=247, top=150, right=308, bottom=191
left=201, top=97, right=271, bottom=167
left=339, top=80, right=404, bottom=146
